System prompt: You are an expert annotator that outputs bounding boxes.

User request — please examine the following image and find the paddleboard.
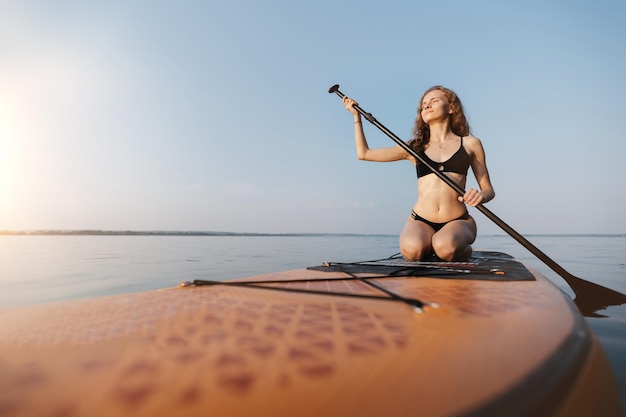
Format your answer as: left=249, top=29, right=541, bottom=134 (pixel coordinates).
left=0, top=251, right=621, bottom=417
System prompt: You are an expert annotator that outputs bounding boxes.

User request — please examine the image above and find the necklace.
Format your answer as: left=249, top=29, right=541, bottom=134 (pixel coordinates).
left=436, top=137, right=454, bottom=149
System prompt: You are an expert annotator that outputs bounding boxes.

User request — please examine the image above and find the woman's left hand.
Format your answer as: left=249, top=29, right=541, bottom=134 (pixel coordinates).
left=459, top=188, right=484, bottom=207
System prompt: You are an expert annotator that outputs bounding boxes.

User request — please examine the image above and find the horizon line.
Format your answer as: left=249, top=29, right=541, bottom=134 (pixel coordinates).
left=1, top=230, right=624, bottom=238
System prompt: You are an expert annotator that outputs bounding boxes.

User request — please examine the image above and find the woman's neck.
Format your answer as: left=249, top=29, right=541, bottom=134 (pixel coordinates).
left=428, top=121, right=453, bottom=144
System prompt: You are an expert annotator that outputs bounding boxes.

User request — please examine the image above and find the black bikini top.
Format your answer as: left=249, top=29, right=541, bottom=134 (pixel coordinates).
left=416, top=137, right=470, bottom=178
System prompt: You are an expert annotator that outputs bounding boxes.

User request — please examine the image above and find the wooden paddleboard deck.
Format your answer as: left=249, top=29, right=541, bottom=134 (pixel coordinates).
left=0, top=251, right=620, bottom=417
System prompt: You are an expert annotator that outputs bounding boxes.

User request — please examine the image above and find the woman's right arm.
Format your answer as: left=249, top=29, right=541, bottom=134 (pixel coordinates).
left=343, top=97, right=409, bottom=162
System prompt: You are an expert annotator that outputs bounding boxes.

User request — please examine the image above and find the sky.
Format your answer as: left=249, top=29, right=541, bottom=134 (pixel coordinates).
left=1, top=0, right=625, bottom=235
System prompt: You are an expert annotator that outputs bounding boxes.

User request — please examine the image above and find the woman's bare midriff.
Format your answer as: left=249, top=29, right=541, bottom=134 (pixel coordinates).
left=412, top=173, right=468, bottom=222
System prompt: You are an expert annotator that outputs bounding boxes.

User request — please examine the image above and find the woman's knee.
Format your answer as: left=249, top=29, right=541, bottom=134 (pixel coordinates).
left=399, top=218, right=436, bottom=261
left=400, top=238, right=431, bottom=261
left=431, top=236, right=471, bottom=261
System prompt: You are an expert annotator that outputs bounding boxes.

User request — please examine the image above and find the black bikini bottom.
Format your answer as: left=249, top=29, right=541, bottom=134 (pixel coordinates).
left=410, top=210, right=470, bottom=232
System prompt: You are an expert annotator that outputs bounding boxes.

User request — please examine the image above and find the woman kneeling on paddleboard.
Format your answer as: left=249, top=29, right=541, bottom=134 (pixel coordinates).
left=343, top=86, right=495, bottom=261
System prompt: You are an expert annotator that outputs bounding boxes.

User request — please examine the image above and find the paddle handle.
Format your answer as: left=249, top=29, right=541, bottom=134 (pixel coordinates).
left=328, top=84, right=574, bottom=281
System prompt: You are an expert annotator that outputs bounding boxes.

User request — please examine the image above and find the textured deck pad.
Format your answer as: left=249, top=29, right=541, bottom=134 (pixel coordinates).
left=0, top=251, right=620, bottom=417
left=307, top=251, right=535, bottom=281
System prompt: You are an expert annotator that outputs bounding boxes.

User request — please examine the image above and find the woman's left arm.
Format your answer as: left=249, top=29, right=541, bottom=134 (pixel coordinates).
left=460, top=136, right=495, bottom=206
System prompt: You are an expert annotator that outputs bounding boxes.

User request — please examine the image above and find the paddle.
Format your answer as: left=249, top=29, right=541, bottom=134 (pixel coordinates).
left=328, top=84, right=626, bottom=317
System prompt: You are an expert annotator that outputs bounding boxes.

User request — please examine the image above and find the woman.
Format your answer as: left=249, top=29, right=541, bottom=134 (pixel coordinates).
left=343, top=86, right=495, bottom=261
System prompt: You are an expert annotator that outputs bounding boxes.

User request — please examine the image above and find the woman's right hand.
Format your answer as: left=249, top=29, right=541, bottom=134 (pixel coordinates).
left=342, top=97, right=359, bottom=117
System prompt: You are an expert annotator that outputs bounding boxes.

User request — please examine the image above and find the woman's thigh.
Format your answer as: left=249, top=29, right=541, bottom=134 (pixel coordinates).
left=440, top=217, right=476, bottom=242
left=431, top=217, right=477, bottom=259
left=399, top=216, right=435, bottom=260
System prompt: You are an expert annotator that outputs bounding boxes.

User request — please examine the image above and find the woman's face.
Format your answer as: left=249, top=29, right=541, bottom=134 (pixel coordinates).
left=420, top=90, right=451, bottom=124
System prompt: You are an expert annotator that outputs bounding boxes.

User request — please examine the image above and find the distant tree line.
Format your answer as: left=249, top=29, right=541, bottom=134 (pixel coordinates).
left=0, top=230, right=249, bottom=236
left=0, top=230, right=356, bottom=237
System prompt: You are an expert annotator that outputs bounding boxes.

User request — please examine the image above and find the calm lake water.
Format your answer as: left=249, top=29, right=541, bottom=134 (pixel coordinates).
left=1, top=233, right=625, bottom=410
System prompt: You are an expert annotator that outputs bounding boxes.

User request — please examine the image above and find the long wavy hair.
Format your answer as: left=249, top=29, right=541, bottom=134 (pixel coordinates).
left=408, top=86, right=471, bottom=153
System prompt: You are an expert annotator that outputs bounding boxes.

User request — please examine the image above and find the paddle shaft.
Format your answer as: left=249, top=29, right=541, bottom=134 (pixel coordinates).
left=328, top=85, right=580, bottom=286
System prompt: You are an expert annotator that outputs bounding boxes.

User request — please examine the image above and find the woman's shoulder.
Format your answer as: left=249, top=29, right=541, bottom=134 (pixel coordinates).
left=462, top=135, right=482, bottom=145
left=462, top=135, right=487, bottom=158
left=462, top=135, right=485, bottom=150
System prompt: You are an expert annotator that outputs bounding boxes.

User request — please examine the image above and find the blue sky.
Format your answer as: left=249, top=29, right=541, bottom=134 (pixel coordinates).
left=1, top=0, right=625, bottom=235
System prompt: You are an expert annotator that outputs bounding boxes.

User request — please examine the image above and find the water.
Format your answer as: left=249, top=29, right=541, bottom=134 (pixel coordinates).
left=1, top=233, right=625, bottom=410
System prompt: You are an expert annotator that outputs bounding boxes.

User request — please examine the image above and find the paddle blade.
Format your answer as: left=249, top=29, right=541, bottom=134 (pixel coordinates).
left=328, top=84, right=340, bottom=94
left=568, top=274, right=626, bottom=318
